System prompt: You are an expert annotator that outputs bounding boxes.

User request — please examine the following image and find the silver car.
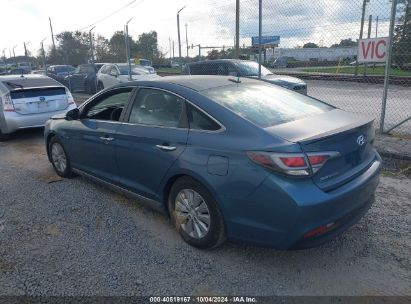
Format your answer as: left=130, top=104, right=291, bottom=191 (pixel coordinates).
left=0, top=74, right=77, bottom=140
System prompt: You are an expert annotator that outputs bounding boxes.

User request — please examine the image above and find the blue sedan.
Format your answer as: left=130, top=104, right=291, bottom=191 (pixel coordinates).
left=44, top=76, right=381, bottom=249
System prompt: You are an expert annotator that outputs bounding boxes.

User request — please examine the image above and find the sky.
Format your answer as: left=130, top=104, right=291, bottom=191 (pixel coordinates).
left=1, top=0, right=394, bottom=58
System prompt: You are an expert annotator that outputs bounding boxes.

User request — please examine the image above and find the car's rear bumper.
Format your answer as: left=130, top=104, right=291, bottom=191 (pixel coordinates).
left=223, top=153, right=382, bottom=249
left=1, top=104, right=76, bottom=134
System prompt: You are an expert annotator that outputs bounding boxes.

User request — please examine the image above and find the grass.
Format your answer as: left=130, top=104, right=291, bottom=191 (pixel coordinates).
left=301, top=66, right=411, bottom=77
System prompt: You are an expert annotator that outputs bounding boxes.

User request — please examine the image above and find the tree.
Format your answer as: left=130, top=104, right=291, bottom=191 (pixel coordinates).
left=94, top=35, right=111, bottom=62
left=303, top=42, right=319, bottom=48
left=134, top=31, right=159, bottom=61
left=108, top=31, right=128, bottom=63
left=393, top=0, right=411, bottom=69
left=54, top=31, right=90, bottom=65
left=331, top=38, right=358, bottom=48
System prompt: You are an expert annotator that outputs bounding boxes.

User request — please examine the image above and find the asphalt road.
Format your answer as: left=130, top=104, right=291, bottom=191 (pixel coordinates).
left=305, top=80, right=410, bottom=134
left=0, top=129, right=410, bottom=296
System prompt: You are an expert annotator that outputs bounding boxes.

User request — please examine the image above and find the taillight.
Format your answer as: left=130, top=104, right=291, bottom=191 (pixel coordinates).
left=246, top=151, right=339, bottom=176
left=65, top=88, right=75, bottom=105
left=1, top=93, right=15, bottom=112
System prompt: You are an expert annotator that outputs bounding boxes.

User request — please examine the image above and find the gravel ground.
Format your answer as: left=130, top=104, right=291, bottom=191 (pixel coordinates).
left=0, top=129, right=410, bottom=296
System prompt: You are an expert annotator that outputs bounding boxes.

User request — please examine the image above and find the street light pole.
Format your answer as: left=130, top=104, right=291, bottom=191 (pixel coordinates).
left=40, top=38, right=47, bottom=73
left=185, top=23, right=189, bottom=58
left=235, top=0, right=240, bottom=59
left=89, top=26, right=96, bottom=63
left=12, top=45, right=17, bottom=68
left=125, top=17, right=134, bottom=81
left=258, top=0, right=262, bottom=79
left=177, top=6, right=186, bottom=69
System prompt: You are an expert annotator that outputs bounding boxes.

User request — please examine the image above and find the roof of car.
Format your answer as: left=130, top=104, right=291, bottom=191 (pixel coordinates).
left=124, top=75, right=260, bottom=91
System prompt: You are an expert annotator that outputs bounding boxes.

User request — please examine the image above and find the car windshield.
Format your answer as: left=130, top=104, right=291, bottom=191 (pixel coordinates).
left=202, top=83, right=333, bottom=128
left=237, top=61, right=273, bottom=77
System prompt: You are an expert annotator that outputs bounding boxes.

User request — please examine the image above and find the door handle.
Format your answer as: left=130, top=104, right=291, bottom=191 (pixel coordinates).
left=155, top=144, right=177, bottom=151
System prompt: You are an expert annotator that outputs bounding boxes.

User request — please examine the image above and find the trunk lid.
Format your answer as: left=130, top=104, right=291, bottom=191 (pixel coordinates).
left=266, top=109, right=376, bottom=191
left=10, top=86, right=69, bottom=115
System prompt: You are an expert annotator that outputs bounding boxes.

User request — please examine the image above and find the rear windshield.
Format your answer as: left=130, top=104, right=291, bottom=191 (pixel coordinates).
left=2, top=78, right=61, bottom=90
left=202, top=83, right=333, bottom=128
left=55, top=66, right=74, bottom=73
left=11, top=88, right=66, bottom=99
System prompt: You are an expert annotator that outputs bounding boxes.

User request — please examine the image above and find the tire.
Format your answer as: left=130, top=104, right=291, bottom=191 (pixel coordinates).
left=168, top=177, right=226, bottom=249
left=49, top=137, right=73, bottom=178
left=97, top=81, right=104, bottom=92
left=0, top=129, right=10, bottom=141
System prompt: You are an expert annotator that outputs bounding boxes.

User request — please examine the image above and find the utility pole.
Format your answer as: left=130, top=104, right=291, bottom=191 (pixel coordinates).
left=40, top=38, right=47, bottom=73
left=355, top=0, right=369, bottom=76
left=125, top=17, right=134, bottom=81
left=49, top=17, right=56, bottom=50
left=258, top=0, right=262, bottom=79
left=172, top=40, right=175, bottom=58
left=235, top=0, right=240, bottom=59
left=89, top=26, right=96, bottom=63
left=177, top=6, right=186, bottom=68
left=185, top=23, right=189, bottom=58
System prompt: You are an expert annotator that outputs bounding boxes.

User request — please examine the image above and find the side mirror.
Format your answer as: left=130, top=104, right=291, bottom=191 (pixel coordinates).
left=66, top=108, right=80, bottom=121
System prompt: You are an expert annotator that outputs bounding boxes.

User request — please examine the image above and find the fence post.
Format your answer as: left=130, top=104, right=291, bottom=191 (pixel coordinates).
left=379, top=0, right=397, bottom=133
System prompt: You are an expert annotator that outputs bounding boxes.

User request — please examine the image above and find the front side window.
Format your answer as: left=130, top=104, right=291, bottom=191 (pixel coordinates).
left=83, top=89, right=132, bottom=121
left=202, top=83, right=333, bottom=128
left=128, top=89, right=185, bottom=128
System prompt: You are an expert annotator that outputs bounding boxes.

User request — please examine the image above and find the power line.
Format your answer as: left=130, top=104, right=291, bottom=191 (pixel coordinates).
left=76, top=0, right=144, bottom=31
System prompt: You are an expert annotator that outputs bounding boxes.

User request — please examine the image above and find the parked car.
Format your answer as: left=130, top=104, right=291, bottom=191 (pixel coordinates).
left=8, top=68, right=31, bottom=75
left=96, top=63, right=160, bottom=91
left=64, top=63, right=104, bottom=94
left=0, top=74, right=76, bottom=140
left=134, top=58, right=156, bottom=74
left=46, top=65, right=75, bottom=84
left=45, top=75, right=381, bottom=249
left=183, top=59, right=307, bottom=94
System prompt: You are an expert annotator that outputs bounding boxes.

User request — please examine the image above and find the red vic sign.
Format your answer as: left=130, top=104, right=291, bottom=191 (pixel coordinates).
left=358, top=37, right=389, bottom=63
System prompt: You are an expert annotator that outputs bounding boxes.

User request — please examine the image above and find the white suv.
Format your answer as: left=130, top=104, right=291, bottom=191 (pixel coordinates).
left=0, top=74, right=77, bottom=140
left=96, top=63, right=160, bottom=91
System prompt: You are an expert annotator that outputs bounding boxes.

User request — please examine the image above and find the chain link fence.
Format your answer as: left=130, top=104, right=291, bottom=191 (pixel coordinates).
left=184, top=0, right=410, bottom=134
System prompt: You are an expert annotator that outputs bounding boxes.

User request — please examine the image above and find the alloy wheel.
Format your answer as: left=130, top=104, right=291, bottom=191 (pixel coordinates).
left=174, top=189, right=211, bottom=239
left=51, top=143, right=67, bottom=173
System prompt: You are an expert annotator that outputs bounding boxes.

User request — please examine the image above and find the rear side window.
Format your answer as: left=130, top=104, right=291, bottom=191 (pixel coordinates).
left=202, top=83, right=333, bottom=128
left=188, top=105, right=221, bottom=131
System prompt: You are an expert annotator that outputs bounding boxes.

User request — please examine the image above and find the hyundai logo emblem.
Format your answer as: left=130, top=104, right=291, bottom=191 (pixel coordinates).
left=357, top=135, right=366, bottom=146
left=39, top=96, right=45, bottom=102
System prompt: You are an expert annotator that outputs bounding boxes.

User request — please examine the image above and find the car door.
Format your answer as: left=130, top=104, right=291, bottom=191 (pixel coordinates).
left=106, top=66, right=121, bottom=88
left=115, top=87, right=189, bottom=199
left=61, top=87, right=134, bottom=183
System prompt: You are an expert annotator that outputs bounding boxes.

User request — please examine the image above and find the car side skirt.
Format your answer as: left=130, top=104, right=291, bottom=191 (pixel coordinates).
left=72, top=168, right=166, bottom=214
